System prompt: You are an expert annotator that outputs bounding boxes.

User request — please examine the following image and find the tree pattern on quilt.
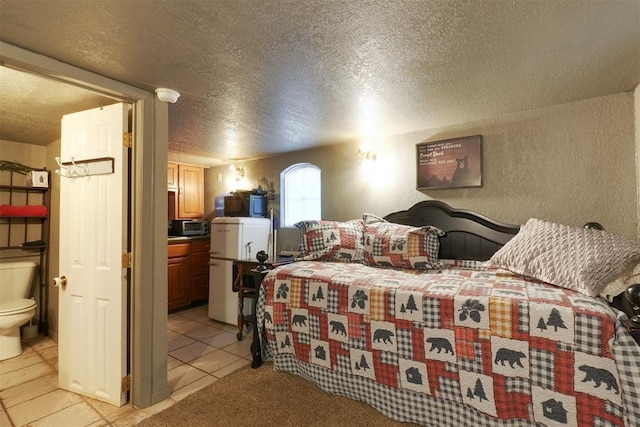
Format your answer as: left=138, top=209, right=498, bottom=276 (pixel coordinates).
left=259, top=261, right=633, bottom=427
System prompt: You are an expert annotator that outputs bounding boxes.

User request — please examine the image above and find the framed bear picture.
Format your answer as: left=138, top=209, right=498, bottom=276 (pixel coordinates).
left=416, top=135, right=483, bottom=190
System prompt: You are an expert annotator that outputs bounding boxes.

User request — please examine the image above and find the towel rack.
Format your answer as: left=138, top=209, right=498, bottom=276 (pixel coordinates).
left=55, top=156, right=114, bottom=178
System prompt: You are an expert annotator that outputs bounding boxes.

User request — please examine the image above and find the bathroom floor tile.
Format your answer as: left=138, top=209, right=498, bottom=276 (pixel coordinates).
left=29, top=400, right=103, bottom=426
left=25, top=336, right=57, bottom=352
left=37, top=344, right=58, bottom=360
left=85, top=398, right=138, bottom=423
left=0, top=373, right=58, bottom=408
left=46, top=355, right=58, bottom=371
left=0, top=410, right=11, bottom=427
left=0, top=347, right=44, bottom=376
left=6, top=388, right=83, bottom=426
left=0, top=361, right=54, bottom=391
left=86, top=419, right=111, bottom=427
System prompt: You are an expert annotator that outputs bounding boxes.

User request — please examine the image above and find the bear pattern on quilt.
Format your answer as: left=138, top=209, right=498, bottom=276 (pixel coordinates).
left=258, top=261, right=640, bottom=426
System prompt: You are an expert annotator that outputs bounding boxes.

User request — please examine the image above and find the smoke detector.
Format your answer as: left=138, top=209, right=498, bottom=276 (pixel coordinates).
left=155, top=88, right=180, bottom=103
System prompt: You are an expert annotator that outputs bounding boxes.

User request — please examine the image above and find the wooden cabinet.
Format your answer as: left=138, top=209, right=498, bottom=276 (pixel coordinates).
left=178, top=164, right=204, bottom=218
left=167, top=162, right=178, bottom=191
left=168, top=237, right=210, bottom=310
left=168, top=162, right=204, bottom=219
left=191, top=238, right=210, bottom=302
left=168, top=243, right=191, bottom=310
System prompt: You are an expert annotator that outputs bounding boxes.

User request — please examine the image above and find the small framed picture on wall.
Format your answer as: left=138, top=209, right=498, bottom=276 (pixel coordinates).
left=416, top=135, right=483, bottom=190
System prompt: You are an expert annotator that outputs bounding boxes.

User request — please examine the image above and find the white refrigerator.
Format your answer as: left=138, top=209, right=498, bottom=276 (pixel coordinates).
left=208, top=217, right=271, bottom=324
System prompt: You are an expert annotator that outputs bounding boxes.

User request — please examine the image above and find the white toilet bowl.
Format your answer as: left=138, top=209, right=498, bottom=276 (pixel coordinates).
left=0, top=299, right=37, bottom=360
left=0, top=261, right=38, bottom=361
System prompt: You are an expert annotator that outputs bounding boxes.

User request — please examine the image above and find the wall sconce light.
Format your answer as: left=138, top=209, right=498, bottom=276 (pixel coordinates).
left=228, top=163, right=245, bottom=182
left=357, top=148, right=377, bottom=165
left=234, top=166, right=245, bottom=181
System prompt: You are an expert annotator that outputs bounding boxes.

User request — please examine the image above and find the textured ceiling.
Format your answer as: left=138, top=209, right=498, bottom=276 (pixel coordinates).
left=0, top=0, right=638, bottom=166
left=0, top=66, right=114, bottom=145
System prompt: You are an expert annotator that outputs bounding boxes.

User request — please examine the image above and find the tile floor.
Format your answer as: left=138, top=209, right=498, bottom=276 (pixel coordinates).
left=0, top=304, right=253, bottom=426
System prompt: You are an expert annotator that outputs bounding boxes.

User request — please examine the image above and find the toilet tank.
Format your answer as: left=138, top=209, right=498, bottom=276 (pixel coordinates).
left=0, top=261, right=38, bottom=300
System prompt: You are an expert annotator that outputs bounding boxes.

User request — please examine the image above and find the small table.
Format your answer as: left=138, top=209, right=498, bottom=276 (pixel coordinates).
left=232, top=255, right=295, bottom=368
left=232, top=259, right=266, bottom=341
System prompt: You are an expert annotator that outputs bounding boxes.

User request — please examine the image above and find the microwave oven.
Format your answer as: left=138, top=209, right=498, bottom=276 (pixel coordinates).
left=223, top=192, right=267, bottom=217
left=170, top=220, right=208, bottom=236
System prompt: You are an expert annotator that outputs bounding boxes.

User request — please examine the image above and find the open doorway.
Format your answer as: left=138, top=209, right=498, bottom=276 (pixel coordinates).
left=0, top=65, right=121, bottom=343
left=0, top=42, right=171, bottom=408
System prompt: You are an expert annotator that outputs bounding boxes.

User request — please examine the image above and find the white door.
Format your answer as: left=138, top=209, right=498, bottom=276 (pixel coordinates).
left=58, top=103, right=129, bottom=406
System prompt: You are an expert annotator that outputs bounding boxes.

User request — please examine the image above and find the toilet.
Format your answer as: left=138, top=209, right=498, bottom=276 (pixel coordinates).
left=0, top=261, right=38, bottom=360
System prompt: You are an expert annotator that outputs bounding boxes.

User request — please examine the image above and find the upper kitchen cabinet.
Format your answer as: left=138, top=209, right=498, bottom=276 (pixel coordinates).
left=167, top=162, right=178, bottom=191
left=168, top=162, right=204, bottom=219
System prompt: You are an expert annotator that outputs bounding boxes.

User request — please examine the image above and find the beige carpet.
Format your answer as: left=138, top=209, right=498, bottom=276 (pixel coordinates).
left=138, top=362, right=418, bottom=426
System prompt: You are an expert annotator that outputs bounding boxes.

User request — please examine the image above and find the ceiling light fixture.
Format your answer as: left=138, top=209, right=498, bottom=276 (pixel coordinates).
left=155, top=88, right=180, bottom=103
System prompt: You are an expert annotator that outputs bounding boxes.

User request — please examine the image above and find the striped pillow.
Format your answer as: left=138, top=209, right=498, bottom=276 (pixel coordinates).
left=489, top=218, right=640, bottom=297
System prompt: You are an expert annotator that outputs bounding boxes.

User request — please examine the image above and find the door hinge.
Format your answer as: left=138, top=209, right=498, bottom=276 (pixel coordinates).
left=121, top=374, right=131, bottom=392
left=123, top=132, right=133, bottom=148
left=122, top=252, right=133, bottom=269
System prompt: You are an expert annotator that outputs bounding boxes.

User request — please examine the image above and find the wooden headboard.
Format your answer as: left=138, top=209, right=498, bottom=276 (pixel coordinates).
left=384, top=200, right=521, bottom=261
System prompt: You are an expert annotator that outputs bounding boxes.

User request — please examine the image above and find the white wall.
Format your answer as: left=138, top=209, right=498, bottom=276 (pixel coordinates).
left=635, top=85, right=640, bottom=238
left=0, top=141, right=47, bottom=168
left=205, top=92, right=638, bottom=239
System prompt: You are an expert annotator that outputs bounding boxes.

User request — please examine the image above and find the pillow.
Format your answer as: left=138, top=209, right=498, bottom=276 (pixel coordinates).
left=362, top=213, right=444, bottom=269
left=489, top=218, right=640, bottom=297
left=294, top=219, right=364, bottom=262
left=599, top=261, right=640, bottom=302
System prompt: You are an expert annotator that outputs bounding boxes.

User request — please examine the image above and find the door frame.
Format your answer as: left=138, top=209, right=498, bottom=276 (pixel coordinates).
left=0, top=41, right=170, bottom=408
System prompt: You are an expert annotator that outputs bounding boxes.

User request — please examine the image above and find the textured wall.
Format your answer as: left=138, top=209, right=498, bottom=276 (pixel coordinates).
left=205, top=92, right=637, bottom=239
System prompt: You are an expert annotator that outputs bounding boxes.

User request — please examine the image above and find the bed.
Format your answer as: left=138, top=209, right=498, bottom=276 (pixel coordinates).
left=255, top=200, right=640, bottom=426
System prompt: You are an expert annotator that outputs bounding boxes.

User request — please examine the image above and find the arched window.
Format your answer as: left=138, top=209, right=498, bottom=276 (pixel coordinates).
left=280, top=163, right=321, bottom=226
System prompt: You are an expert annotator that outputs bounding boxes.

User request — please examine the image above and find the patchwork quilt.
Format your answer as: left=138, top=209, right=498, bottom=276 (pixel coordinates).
left=257, top=261, right=640, bottom=426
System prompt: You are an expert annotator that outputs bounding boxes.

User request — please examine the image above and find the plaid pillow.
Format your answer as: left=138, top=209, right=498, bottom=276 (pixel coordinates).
left=362, top=213, right=444, bottom=269
left=294, top=219, right=364, bottom=262
left=489, top=218, right=640, bottom=297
